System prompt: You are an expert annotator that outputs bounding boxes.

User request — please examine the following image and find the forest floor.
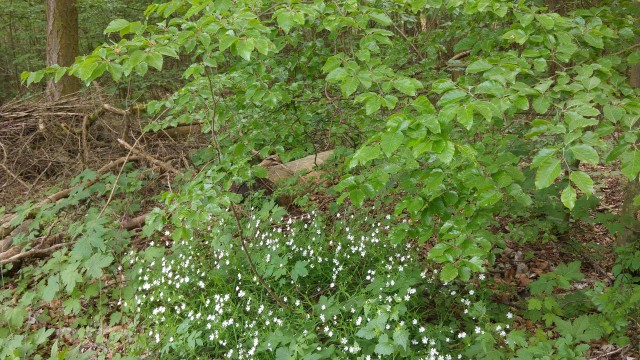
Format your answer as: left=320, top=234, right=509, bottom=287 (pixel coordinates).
left=1, top=95, right=638, bottom=359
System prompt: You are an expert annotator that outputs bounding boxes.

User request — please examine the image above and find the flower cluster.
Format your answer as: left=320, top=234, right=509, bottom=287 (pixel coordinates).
left=128, top=205, right=510, bottom=358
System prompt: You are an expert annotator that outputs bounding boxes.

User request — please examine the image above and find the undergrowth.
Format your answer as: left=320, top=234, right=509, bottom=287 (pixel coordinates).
left=3, top=0, right=640, bottom=358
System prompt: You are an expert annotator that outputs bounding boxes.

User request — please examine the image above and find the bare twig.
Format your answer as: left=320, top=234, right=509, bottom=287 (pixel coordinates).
left=589, top=345, right=628, bottom=359
left=0, top=140, right=30, bottom=189
left=392, top=23, right=424, bottom=61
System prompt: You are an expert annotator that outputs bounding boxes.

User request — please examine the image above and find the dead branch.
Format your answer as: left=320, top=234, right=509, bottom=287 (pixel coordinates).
left=0, top=156, right=141, bottom=241
left=1, top=242, right=65, bottom=265
left=117, top=138, right=179, bottom=174
left=448, top=50, right=471, bottom=62
left=0, top=212, right=152, bottom=266
left=0, top=140, right=30, bottom=189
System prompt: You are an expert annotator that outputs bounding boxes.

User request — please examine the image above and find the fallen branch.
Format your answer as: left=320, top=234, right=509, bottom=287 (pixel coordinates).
left=588, top=345, right=628, bottom=360
left=1, top=213, right=151, bottom=266
left=448, top=50, right=471, bottom=62
left=0, top=234, right=65, bottom=265
left=0, top=156, right=141, bottom=241
left=117, top=138, right=179, bottom=174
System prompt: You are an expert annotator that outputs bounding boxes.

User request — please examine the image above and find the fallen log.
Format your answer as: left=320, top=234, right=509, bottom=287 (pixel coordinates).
left=264, top=150, right=334, bottom=183
left=233, top=150, right=334, bottom=205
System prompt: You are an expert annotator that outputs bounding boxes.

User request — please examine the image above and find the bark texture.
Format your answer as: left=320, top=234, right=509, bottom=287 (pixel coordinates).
left=46, top=0, right=80, bottom=101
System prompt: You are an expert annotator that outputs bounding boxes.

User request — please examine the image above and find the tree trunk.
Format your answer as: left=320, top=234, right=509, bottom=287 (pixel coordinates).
left=45, top=0, right=80, bottom=101
left=618, top=39, right=640, bottom=245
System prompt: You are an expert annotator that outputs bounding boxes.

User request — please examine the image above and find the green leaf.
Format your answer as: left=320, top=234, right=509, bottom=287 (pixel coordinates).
left=535, top=158, right=561, bottom=189
left=475, top=80, right=504, bottom=96
left=135, top=61, right=148, bottom=76
left=532, top=96, right=551, bottom=114
left=583, top=32, right=604, bottom=49
left=466, top=59, right=492, bottom=74
left=84, top=253, right=114, bottom=279
left=255, top=38, right=270, bottom=55
left=381, top=132, right=404, bottom=157
left=104, top=19, right=130, bottom=34
left=393, top=78, right=421, bottom=96
left=61, top=263, right=83, bottom=293
left=437, top=141, right=455, bottom=164
left=570, top=171, right=594, bottom=195
left=235, top=39, right=254, bottom=61
left=477, top=188, right=503, bottom=207
left=156, top=46, right=178, bottom=58
left=54, top=67, right=67, bottom=83
left=561, top=185, right=577, bottom=210
left=42, top=277, right=60, bottom=302
left=350, top=189, right=365, bottom=207
left=528, top=298, right=542, bottom=310
left=535, top=14, right=555, bottom=30
left=341, top=77, right=359, bottom=97
left=508, top=184, right=533, bottom=206
left=569, top=144, right=599, bottom=164
left=440, top=263, right=458, bottom=282
left=218, top=34, right=237, bottom=51
left=502, top=29, right=528, bottom=45
left=326, top=68, right=348, bottom=82
left=532, top=148, right=557, bottom=168
left=628, top=51, right=640, bottom=65
left=291, top=261, right=309, bottom=281
left=128, top=50, right=146, bottom=67
left=353, top=145, right=381, bottom=166
left=582, top=77, right=601, bottom=91
left=457, top=104, right=474, bottom=130
left=393, top=328, right=410, bottom=351
left=365, top=95, right=382, bottom=115
left=621, top=148, right=640, bottom=180
left=603, top=105, right=625, bottom=123
left=412, top=96, right=435, bottom=114
left=275, top=347, right=291, bottom=360
left=277, top=11, right=296, bottom=33
left=356, top=324, right=376, bottom=339
left=473, top=101, right=494, bottom=122
left=374, top=334, right=394, bottom=355
left=422, top=115, right=441, bottom=134
left=437, top=89, right=467, bottom=107
left=146, top=53, right=163, bottom=71
left=26, top=70, right=44, bottom=86
left=369, top=11, right=392, bottom=26
left=7, top=306, right=28, bottom=328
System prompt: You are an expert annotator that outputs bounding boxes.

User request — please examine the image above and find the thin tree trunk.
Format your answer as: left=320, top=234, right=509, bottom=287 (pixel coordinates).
left=45, top=0, right=80, bottom=102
